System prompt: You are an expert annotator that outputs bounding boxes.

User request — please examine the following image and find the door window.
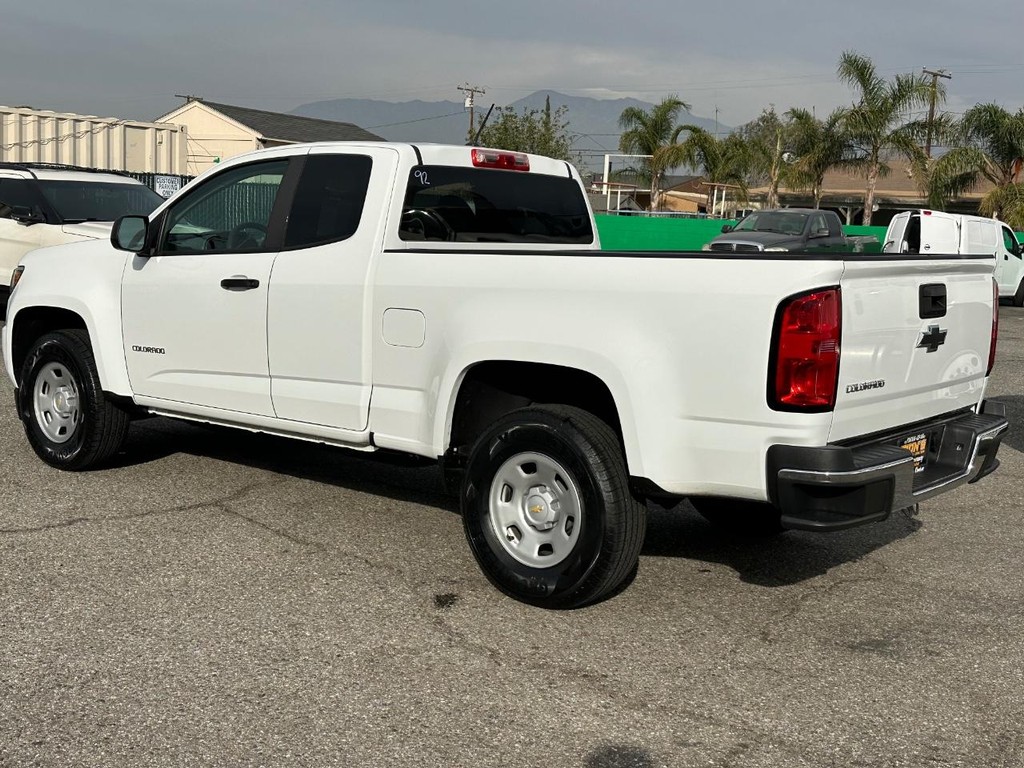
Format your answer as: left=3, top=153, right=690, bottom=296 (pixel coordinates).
left=1002, top=227, right=1021, bottom=258
left=810, top=213, right=829, bottom=236
left=284, top=154, right=372, bottom=249
left=159, top=160, right=289, bottom=254
left=0, top=178, right=43, bottom=220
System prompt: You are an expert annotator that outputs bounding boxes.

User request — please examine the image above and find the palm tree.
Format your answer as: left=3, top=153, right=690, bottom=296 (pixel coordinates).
left=926, top=104, right=1024, bottom=219
left=785, top=107, right=851, bottom=209
left=618, top=96, right=692, bottom=210
left=740, top=107, right=793, bottom=209
left=980, top=183, right=1024, bottom=230
left=837, top=51, right=934, bottom=225
left=675, top=127, right=751, bottom=215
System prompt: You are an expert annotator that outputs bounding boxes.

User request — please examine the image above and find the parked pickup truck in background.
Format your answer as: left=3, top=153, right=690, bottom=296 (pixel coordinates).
left=704, top=208, right=877, bottom=253
left=2, top=143, right=1009, bottom=608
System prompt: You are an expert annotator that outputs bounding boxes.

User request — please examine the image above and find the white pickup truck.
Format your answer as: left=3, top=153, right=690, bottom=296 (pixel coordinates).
left=2, top=142, right=1009, bottom=607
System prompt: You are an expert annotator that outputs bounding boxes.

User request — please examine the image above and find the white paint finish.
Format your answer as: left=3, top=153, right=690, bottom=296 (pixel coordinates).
left=267, top=144, right=400, bottom=430
left=382, top=308, right=425, bottom=348
left=368, top=249, right=848, bottom=497
left=121, top=252, right=277, bottom=416
left=830, top=258, right=994, bottom=442
left=3, top=238, right=134, bottom=394
left=2, top=142, right=1002, bottom=506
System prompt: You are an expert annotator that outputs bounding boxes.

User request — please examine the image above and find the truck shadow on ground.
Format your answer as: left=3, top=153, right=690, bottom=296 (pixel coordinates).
left=642, top=501, right=921, bottom=588
left=121, top=417, right=921, bottom=589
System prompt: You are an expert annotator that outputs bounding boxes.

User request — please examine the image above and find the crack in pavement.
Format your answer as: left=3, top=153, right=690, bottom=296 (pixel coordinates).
left=0, top=479, right=291, bottom=537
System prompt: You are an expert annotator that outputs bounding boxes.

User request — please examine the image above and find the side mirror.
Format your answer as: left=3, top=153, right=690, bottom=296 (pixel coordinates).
left=721, top=224, right=733, bottom=233
left=9, top=206, right=44, bottom=225
left=111, top=215, right=149, bottom=253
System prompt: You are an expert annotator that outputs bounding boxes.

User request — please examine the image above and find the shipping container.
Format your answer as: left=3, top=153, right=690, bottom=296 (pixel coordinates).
left=0, top=105, right=188, bottom=175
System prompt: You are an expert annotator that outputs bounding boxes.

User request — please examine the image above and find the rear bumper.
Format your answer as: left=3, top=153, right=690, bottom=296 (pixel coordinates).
left=767, top=401, right=1009, bottom=532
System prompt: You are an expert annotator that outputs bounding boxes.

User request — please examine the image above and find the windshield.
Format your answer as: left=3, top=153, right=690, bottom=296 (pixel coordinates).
left=36, top=180, right=164, bottom=223
left=734, top=211, right=808, bottom=236
left=400, top=166, right=593, bottom=244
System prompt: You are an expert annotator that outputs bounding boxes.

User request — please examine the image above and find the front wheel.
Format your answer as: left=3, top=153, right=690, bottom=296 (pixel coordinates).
left=18, top=330, right=130, bottom=470
left=1013, top=278, right=1024, bottom=308
left=461, top=405, right=646, bottom=608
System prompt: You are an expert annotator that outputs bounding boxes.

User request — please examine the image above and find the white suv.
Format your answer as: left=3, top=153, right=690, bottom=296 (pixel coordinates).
left=0, top=164, right=165, bottom=319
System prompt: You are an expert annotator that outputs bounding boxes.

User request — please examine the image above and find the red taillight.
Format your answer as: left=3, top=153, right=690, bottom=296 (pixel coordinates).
left=988, top=277, right=999, bottom=375
left=771, top=287, right=842, bottom=411
left=471, top=148, right=530, bottom=171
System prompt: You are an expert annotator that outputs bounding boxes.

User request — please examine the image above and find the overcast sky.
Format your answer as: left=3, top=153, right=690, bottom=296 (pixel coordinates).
left=3, top=0, right=1021, bottom=129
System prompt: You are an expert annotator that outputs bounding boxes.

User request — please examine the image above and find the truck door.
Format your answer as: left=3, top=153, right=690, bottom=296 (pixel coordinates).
left=884, top=212, right=911, bottom=253
left=267, top=145, right=400, bottom=431
left=121, top=156, right=296, bottom=417
left=919, top=211, right=960, bottom=255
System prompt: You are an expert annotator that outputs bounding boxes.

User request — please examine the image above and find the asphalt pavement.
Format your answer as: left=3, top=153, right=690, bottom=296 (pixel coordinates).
left=1, top=308, right=1023, bottom=768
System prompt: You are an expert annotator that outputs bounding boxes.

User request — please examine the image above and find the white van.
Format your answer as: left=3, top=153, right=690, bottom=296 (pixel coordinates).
left=883, top=209, right=1024, bottom=306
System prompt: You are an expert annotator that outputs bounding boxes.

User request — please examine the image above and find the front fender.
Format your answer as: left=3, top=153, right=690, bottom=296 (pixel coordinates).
left=4, top=240, right=131, bottom=396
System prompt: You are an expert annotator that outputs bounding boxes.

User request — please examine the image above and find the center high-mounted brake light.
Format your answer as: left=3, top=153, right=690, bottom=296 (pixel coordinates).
left=471, top=148, right=530, bottom=171
left=770, top=287, right=842, bottom=411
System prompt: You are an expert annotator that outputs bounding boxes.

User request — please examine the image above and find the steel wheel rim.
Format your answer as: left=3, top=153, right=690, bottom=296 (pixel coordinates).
left=487, top=451, right=582, bottom=568
left=32, top=361, right=81, bottom=444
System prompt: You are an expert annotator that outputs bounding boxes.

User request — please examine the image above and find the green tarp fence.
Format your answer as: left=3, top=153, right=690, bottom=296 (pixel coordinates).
left=595, top=214, right=889, bottom=252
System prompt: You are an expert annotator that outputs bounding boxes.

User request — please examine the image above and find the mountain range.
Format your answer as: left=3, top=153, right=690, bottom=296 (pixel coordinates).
left=290, top=90, right=729, bottom=169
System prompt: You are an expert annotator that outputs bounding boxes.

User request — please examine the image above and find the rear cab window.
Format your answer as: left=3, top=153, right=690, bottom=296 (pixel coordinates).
left=399, top=166, right=593, bottom=244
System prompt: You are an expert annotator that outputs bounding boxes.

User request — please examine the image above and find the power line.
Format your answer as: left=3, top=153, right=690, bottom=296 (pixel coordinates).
left=366, top=110, right=465, bottom=130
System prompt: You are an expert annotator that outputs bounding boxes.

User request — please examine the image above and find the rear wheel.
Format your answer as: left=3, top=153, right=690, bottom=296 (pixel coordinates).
left=18, top=330, right=130, bottom=470
left=461, top=405, right=646, bottom=608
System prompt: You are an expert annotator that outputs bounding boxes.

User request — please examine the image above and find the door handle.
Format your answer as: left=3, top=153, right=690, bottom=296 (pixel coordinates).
left=919, top=283, right=946, bottom=319
left=220, top=276, right=260, bottom=291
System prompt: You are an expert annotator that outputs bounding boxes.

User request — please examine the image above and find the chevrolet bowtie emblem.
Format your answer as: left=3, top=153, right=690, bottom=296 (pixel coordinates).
left=917, top=324, right=947, bottom=353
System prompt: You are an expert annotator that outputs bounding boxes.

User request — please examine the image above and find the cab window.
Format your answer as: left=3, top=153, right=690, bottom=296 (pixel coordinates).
left=159, top=160, right=288, bottom=254
left=284, top=154, right=372, bottom=249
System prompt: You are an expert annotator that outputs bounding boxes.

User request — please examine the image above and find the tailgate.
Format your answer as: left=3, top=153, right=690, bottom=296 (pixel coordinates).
left=830, top=256, right=994, bottom=442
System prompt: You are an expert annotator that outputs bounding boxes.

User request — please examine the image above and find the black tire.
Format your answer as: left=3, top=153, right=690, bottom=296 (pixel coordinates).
left=17, top=330, right=130, bottom=471
left=690, top=497, right=785, bottom=538
left=1013, top=278, right=1024, bottom=308
left=461, top=405, right=646, bottom=608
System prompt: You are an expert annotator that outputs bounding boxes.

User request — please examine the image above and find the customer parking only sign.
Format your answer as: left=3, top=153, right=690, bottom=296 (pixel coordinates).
left=153, top=175, right=183, bottom=198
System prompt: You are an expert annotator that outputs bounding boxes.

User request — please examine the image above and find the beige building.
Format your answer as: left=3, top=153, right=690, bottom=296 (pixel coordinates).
left=156, top=99, right=384, bottom=175
left=1, top=104, right=188, bottom=174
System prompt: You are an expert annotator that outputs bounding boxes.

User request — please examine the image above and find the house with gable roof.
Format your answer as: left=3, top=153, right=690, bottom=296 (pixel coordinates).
left=156, top=98, right=383, bottom=175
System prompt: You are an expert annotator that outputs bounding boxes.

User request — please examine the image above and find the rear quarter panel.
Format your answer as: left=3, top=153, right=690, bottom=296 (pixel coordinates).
left=369, top=251, right=847, bottom=500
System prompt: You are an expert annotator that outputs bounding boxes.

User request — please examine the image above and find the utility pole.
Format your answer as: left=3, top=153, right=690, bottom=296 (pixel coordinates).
left=922, top=68, right=951, bottom=158
left=457, top=84, right=486, bottom=138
